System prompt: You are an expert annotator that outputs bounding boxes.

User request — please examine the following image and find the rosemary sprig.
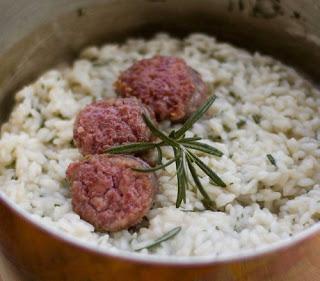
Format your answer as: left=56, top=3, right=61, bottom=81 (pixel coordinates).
left=106, top=95, right=226, bottom=209
left=134, top=226, right=182, bottom=251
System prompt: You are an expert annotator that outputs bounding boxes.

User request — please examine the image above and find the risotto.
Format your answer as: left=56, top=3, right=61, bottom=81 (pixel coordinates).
left=0, top=33, right=319, bottom=257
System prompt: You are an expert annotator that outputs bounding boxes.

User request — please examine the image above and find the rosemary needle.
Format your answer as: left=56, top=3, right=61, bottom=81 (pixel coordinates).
left=134, top=226, right=182, bottom=251
left=174, top=95, right=217, bottom=139
left=106, top=142, right=158, bottom=154
left=132, top=158, right=177, bottom=172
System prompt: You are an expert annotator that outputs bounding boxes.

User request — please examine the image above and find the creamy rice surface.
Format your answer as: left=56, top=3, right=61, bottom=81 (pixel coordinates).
left=0, top=33, right=319, bottom=257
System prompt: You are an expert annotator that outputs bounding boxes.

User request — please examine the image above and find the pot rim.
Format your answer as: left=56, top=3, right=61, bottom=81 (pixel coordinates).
left=1, top=191, right=319, bottom=266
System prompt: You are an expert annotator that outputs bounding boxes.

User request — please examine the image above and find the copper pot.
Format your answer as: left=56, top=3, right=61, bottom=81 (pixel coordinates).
left=0, top=1, right=320, bottom=280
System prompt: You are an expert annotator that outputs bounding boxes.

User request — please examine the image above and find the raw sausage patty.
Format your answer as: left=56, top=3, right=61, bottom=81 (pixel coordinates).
left=73, top=97, right=154, bottom=155
left=66, top=154, right=158, bottom=232
left=114, top=56, right=208, bottom=122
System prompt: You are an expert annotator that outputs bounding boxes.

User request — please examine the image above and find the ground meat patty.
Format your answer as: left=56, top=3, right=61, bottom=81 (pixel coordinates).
left=66, top=154, right=158, bottom=232
left=73, top=97, right=155, bottom=155
left=114, top=56, right=208, bottom=122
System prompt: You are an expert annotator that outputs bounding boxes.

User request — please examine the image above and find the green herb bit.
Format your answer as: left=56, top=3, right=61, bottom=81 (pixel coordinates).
left=208, top=135, right=223, bottom=142
left=229, top=91, right=236, bottom=98
left=134, top=226, right=182, bottom=251
left=252, top=114, right=262, bottom=124
left=229, top=91, right=241, bottom=101
left=267, top=154, right=277, bottom=167
left=223, top=124, right=231, bottom=133
left=237, top=119, right=246, bottom=128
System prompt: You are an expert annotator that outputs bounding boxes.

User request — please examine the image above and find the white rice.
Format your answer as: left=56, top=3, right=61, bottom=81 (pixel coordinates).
left=0, top=33, right=319, bottom=258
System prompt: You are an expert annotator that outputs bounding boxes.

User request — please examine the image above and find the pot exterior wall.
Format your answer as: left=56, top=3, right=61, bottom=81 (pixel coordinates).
left=1, top=197, right=320, bottom=281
